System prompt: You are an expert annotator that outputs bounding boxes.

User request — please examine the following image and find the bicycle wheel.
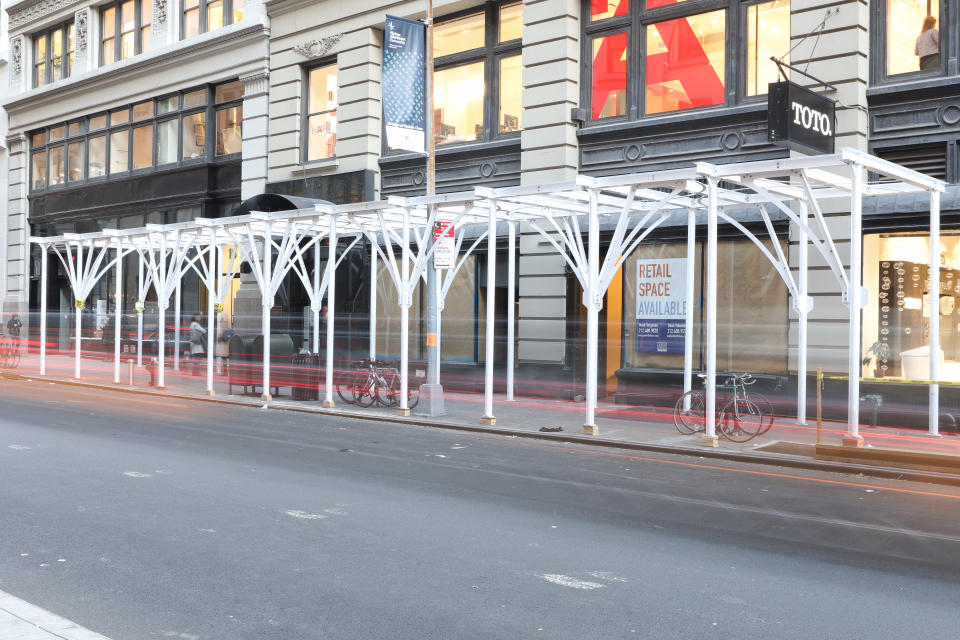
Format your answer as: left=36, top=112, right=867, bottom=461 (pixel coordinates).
left=674, top=390, right=706, bottom=435
left=9, top=338, right=19, bottom=368
left=718, top=399, right=763, bottom=443
left=0, top=336, right=10, bottom=369
left=376, top=374, right=399, bottom=407
left=336, top=381, right=357, bottom=404
left=407, top=383, right=420, bottom=410
left=748, top=393, right=774, bottom=435
left=353, top=375, right=378, bottom=408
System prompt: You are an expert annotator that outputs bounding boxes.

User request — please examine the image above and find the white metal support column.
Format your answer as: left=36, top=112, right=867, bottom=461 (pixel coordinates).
left=398, top=208, right=411, bottom=416
left=206, top=242, right=216, bottom=395
left=702, top=178, right=719, bottom=447
left=312, top=238, right=321, bottom=354
left=113, top=239, right=123, bottom=384
left=39, top=245, right=48, bottom=376
left=929, top=190, right=941, bottom=436
left=506, top=220, right=516, bottom=401
left=797, top=202, right=809, bottom=425
left=844, top=165, right=865, bottom=446
left=261, top=222, right=273, bottom=402
left=157, top=234, right=168, bottom=389
left=584, top=189, right=601, bottom=435
left=369, top=237, right=377, bottom=361
left=682, top=209, right=695, bottom=408
left=74, top=241, right=83, bottom=380
left=482, top=198, right=497, bottom=426
left=137, top=256, right=144, bottom=367
left=323, top=216, right=337, bottom=408
left=174, top=278, right=182, bottom=371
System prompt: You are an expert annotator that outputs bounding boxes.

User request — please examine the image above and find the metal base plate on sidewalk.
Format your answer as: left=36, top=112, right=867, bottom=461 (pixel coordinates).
left=701, top=434, right=719, bottom=447
left=415, top=383, right=446, bottom=417
left=583, top=424, right=599, bottom=436
left=842, top=435, right=865, bottom=448
left=482, top=415, right=496, bottom=426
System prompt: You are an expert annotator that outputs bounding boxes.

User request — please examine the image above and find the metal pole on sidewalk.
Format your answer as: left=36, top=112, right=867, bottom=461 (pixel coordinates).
left=419, top=0, right=446, bottom=416
left=369, top=236, right=377, bottom=361
left=682, top=209, right=695, bottom=410
left=481, top=198, right=497, bottom=426
left=74, top=241, right=83, bottom=380
left=323, top=216, right=337, bottom=408
left=206, top=237, right=216, bottom=395
left=844, top=165, right=864, bottom=446
left=797, top=203, right=809, bottom=425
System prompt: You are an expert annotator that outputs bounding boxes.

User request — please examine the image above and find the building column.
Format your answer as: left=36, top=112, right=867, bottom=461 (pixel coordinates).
left=240, top=72, right=270, bottom=200
left=520, top=0, right=579, bottom=185
left=4, top=133, right=29, bottom=322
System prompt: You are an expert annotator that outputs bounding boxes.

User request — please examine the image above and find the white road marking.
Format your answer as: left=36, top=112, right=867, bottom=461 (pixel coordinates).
left=7, top=445, right=31, bottom=450
left=123, top=471, right=152, bottom=478
left=538, top=574, right=606, bottom=590
left=284, top=510, right=327, bottom=520
left=0, top=588, right=113, bottom=639
left=586, top=571, right=627, bottom=583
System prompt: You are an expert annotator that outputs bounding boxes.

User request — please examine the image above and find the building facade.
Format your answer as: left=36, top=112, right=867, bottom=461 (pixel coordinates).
left=5, top=0, right=960, bottom=401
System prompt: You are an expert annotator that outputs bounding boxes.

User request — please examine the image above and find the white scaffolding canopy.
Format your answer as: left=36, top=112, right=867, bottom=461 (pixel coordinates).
left=30, top=149, right=945, bottom=443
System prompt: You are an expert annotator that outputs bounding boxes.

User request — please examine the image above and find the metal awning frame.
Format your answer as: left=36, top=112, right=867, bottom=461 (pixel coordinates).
left=29, top=148, right=947, bottom=443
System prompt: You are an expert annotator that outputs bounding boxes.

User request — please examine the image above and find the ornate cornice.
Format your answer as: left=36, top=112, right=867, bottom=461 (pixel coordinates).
left=240, top=71, right=269, bottom=97
left=9, top=0, right=81, bottom=30
left=292, top=34, right=343, bottom=59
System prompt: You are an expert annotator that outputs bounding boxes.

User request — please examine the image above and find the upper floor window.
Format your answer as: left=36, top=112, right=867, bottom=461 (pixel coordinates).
left=101, top=0, right=152, bottom=64
left=877, top=0, right=943, bottom=80
left=34, top=21, right=75, bottom=87
left=29, top=81, right=244, bottom=192
left=183, top=0, right=246, bottom=39
left=586, top=0, right=790, bottom=121
left=428, top=2, right=522, bottom=148
left=305, top=63, right=338, bottom=161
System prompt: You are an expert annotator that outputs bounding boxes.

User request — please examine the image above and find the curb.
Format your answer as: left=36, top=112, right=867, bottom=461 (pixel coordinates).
left=6, top=370, right=960, bottom=488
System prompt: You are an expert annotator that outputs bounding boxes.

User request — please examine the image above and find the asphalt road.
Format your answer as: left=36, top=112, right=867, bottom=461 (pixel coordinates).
left=1, top=378, right=960, bottom=639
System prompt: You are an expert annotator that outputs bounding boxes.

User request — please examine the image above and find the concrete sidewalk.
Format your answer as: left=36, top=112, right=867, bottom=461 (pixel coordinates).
left=7, top=350, right=960, bottom=482
left=0, top=590, right=111, bottom=640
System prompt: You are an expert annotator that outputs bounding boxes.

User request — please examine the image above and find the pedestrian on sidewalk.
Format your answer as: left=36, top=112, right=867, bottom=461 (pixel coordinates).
left=215, top=308, right=231, bottom=375
left=189, top=314, right=207, bottom=376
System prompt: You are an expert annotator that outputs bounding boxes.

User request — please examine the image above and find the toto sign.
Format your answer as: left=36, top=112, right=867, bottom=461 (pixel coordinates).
left=767, top=81, right=836, bottom=154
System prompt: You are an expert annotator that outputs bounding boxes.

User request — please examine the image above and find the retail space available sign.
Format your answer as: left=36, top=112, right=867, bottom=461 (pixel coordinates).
left=433, top=222, right=455, bottom=269
left=383, top=16, right=426, bottom=153
left=635, top=258, right=686, bottom=354
left=767, top=81, right=836, bottom=155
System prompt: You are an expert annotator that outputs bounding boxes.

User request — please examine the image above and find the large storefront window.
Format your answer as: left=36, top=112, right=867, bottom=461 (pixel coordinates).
left=622, top=238, right=788, bottom=374
left=863, top=232, right=960, bottom=380
left=586, top=0, right=790, bottom=120
left=28, top=81, right=243, bottom=191
left=885, top=0, right=941, bottom=76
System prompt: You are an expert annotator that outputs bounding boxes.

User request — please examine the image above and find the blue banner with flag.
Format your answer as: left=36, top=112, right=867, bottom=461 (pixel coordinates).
left=383, top=16, right=426, bottom=153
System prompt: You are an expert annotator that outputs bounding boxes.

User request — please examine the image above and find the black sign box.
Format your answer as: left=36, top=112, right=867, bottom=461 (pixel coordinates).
left=767, top=81, right=836, bottom=155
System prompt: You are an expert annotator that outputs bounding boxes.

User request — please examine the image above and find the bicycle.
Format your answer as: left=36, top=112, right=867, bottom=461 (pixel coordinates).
left=674, top=373, right=773, bottom=442
left=0, top=316, right=22, bottom=369
left=336, top=359, right=420, bottom=409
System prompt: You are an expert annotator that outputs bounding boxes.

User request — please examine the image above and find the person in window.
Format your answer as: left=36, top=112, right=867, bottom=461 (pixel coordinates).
left=915, top=16, right=939, bottom=71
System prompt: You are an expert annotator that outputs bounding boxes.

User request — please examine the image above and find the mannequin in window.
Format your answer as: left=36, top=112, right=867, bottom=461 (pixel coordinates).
left=915, top=16, right=939, bottom=71
left=220, top=120, right=242, bottom=154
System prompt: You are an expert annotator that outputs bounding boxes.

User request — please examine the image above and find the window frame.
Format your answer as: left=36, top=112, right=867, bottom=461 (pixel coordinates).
left=582, top=0, right=788, bottom=123
left=302, top=59, right=339, bottom=163
left=27, top=82, right=241, bottom=193
left=33, top=20, right=75, bottom=88
left=100, top=0, right=152, bottom=65
left=431, top=2, right=522, bottom=148
left=181, top=0, right=244, bottom=39
left=870, top=0, right=952, bottom=85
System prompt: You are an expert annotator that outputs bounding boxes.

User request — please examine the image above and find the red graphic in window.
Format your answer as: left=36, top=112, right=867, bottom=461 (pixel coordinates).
left=592, top=32, right=628, bottom=119
left=590, top=0, right=725, bottom=118
left=591, top=0, right=628, bottom=19
left=646, top=17, right=725, bottom=111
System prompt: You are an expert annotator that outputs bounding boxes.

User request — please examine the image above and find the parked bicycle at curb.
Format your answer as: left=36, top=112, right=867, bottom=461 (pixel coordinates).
left=336, top=359, right=420, bottom=410
left=673, top=372, right=774, bottom=443
left=0, top=316, right=22, bottom=370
